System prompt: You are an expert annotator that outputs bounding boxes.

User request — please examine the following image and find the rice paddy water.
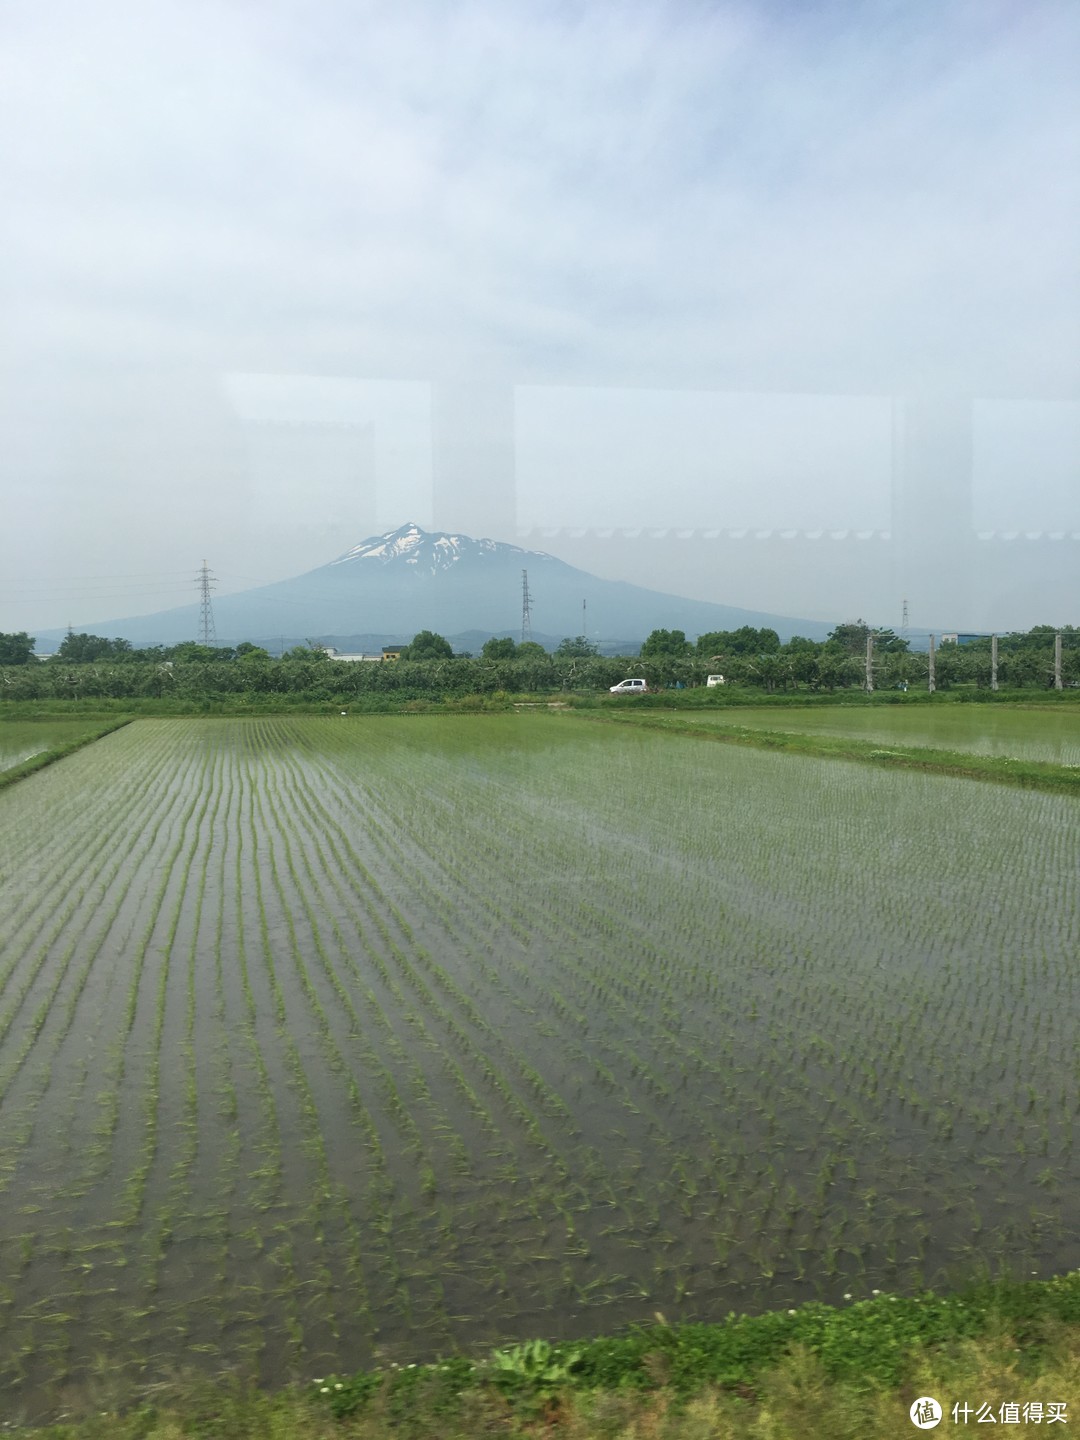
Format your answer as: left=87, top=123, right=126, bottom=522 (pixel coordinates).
left=0, top=712, right=1076, bottom=1415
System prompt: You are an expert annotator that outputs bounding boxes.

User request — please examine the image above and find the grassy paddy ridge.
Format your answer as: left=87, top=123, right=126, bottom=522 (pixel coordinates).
left=11, top=1273, right=1080, bottom=1436
left=0, top=713, right=1077, bottom=1422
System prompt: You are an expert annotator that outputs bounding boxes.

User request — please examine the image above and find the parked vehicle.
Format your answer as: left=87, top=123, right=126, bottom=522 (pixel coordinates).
left=609, top=678, right=648, bottom=694
left=706, top=674, right=725, bottom=687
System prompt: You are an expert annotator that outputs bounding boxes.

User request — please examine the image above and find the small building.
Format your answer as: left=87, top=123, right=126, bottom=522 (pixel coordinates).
left=319, top=646, right=383, bottom=662
left=381, top=646, right=404, bottom=661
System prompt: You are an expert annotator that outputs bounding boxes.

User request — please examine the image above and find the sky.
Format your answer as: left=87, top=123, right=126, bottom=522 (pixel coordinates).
left=2, top=0, right=1078, bottom=635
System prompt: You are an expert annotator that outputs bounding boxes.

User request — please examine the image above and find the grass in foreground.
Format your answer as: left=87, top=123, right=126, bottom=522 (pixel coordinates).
left=17, top=1275, right=1080, bottom=1437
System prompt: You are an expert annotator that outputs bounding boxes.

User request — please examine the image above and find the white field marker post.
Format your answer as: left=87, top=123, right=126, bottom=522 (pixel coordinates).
left=865, top=633, right=874, bottom=693
left=1055, top=631, right=1063, bottom=690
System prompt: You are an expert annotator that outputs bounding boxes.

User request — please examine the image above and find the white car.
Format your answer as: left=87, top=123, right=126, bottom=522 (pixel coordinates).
left=706, top=674, right=725, bottom=687
left=609, top=678, right=648, bottom=694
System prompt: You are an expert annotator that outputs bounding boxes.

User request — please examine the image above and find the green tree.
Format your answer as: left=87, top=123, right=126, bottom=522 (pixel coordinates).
left=516, top=641, right=548, bottom=659
left=696, top=626, right=780, bottom=657
left=554, top=635, right=598, bottom=657
left=170, top=641, right=226, bottom=663
left=641, top=628, right=692, bottom=658
left=481, top=636, right=518, bottom=660
left=825, top=621, right=871, bottom=656
left=863, top=628, right=908, bottom=654
left=0, top=632, right=35, bottom=665
left=402, top=630, right=454, bottom=661
left=54, top=633, right=132, bottom=663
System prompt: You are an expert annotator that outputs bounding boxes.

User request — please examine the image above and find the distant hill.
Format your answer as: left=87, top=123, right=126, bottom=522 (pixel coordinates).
left=33, top=524, right=837, bottom=649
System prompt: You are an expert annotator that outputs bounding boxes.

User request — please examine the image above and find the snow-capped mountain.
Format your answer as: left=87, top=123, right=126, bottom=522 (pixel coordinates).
left=32, top=524, right=835, bottom=648
left=331, top=523, right=527, bottom=573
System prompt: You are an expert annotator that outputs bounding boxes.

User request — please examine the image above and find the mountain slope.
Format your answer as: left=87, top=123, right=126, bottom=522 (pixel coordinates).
left=34, top=524, right=836, bottom=647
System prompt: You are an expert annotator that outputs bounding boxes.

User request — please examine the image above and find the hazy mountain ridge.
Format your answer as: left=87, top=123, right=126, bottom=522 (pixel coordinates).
left=32, top=523, right=837, bottom=649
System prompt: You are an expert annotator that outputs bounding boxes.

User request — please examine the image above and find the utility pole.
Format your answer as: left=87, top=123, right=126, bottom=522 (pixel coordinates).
left=991, top=634, right=998, bottom=692
left=1054, top=631, right=1063, bottom=690
left=865, top=633, right=874, bottom=693
left=521, top=569, right=533, bottom=645
left=582, top=597, right=587, bottom=642
left=900, top=597, right=909, bottom=648
left=928, top=634, right=936, bottom=694
left=196, top=560, right=217, bottom=647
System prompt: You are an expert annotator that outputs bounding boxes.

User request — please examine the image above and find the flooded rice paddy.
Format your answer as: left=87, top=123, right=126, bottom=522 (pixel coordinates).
left=666, top=701, right=1080, bottom=765
left=0, top=720, right=107, bottom=774
left=0, top=713, right=1076, bottom=1415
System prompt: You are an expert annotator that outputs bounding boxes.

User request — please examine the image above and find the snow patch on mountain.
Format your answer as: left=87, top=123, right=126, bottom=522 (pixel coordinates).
left=331, top=522, right=537, bottom=573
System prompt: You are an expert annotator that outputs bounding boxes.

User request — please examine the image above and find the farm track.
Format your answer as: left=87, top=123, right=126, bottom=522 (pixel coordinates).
left=0, top=715, right=1077, bottom=1417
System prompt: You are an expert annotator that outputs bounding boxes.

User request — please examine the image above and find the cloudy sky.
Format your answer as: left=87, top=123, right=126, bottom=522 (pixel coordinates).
left=2, top=0, right=1077, bottom=633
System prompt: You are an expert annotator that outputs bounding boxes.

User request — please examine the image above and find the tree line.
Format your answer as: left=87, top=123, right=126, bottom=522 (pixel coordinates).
left=0, top=624, right=1077, bottom=700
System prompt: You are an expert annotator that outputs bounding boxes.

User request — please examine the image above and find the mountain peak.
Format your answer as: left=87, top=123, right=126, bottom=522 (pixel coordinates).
left=330, top=523, right=531, bottom=574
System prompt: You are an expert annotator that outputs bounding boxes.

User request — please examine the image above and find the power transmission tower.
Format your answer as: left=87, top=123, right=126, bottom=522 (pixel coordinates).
left=521, top=569, right=533, bottom=644
left=196, top=560, right=217, bottom=647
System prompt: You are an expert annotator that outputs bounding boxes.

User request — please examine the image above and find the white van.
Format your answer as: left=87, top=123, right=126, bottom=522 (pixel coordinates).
left=706, top=674, right=725, bottom=687
left=609, top=678, right=648, bottom=694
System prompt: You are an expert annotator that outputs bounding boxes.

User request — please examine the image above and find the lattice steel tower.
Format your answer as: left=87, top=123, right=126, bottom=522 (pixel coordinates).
left=197, top=560, right=217, bottom=647
left=521, top=569, right=533, bottom=644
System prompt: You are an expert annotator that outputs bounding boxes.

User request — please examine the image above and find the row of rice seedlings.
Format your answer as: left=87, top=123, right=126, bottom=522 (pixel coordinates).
left=236, top=720, right=1077, bottom=1319
left=289, top=729, right=768, bottom=1292
left=0, top=722, right=177, bottom=918
left=264, top=744, right=558, bottom=1179
left=6, top=714, right=1072, bottom=1393
left=258, top=795, right=487, bottom=1186
left=350, top=759, right=744, bottom=1198
left=259, top=752, right=491, bottom=1172
left=0, top=829, right=161, bottom=1202
left=351, top=725, right=1077, bottom=1301
left=264, top=731, right=642, bottom=1324
left=294, top=730, right=741, bottom=1153
left=0, top=730, right=190, bottom=1059
left=256, top=766, right=426, bottom=1153
left=253, top=743, right=538, bottom=1347
left=118, top=738, right=222, bottom=1227
left=0, top=727, right=217, bottom=1394
left=0, top=721, right=180, bottom=970
left=285, top=744, right=592, bottom=1140
left=203, top=740, right=313, bottom=1379
left=0, top=727, right=208, bottom=1195
left=237, top=742, right=399, bottom=1358
left=52, top=736, right=223, bottom=1385
left=136, top=737, right=241, bottom=1371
